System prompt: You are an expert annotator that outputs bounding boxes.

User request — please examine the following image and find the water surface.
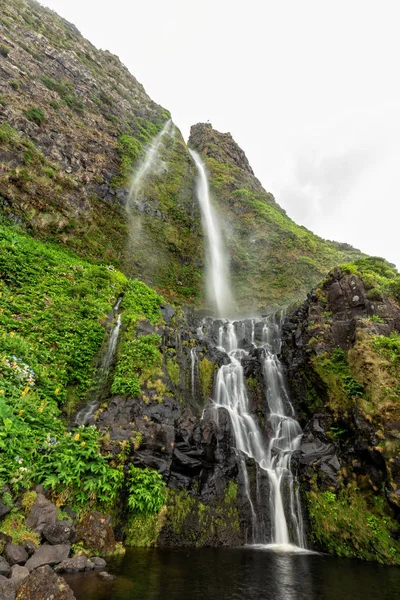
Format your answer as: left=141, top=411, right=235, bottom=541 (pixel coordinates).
left=66, top=547, right=400, bottom=600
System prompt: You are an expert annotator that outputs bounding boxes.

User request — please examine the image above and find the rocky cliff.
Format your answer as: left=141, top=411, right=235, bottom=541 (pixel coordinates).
left=282, top=257, right=400, bottom=562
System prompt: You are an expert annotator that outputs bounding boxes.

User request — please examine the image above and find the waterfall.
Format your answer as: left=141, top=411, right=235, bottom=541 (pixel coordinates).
left=208, top=317, right=305, bottom=549
left=128, top=119, right=173, bottom=208
left=75, top=310, right=122, bottom=426
left=189, top=149, right=233, bottom=316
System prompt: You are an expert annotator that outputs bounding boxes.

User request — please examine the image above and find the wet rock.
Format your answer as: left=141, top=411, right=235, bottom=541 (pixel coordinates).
left=0, top=557, right=11, bottom=577
left=26, top=494, right=57, bottom=533
left=24, top=544, right=70, bottom=572
left=42, top=520, right=76, bottom=545
left=10, top=565, right=29, bottom=586
left=97, top=571, right=116, bottom=581
left=76, top=512, right=116, bottom=555
left=15, top=565, right=76, bottom=600
left=5, top=544, right=28, bottom=566
left=54, top=555, right=95, bottom=573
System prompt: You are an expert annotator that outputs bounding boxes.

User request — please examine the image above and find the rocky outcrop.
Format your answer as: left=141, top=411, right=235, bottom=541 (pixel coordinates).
left=76, top=512, right=116, bottom=556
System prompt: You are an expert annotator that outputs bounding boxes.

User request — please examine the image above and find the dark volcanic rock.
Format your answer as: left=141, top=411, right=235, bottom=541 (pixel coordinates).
left=5, top=544, right=28, bottom=566
left=26, top=494, right=57, bottom=533
left=54, top=555, right=95, bottom=573
left=0, top=501, right=11, bottom=518
left=42, top=520, right=76, bottom=545
left=15, top=565, right=76, bottom=600
left=24, top=544, right=71, bottom=572
left=0, top=557, right=11, bottom=577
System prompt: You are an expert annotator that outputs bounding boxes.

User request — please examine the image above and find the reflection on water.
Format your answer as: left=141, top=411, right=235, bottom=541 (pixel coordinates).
left=66, top=547, right=400, bottom=600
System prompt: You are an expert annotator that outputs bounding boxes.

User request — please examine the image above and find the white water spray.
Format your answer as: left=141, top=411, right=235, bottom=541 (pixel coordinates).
left=128, top=120, right=173, bottom=208
left=209, top=317, right=305, bottom=548
left=189, top=149, right=232, bottom=316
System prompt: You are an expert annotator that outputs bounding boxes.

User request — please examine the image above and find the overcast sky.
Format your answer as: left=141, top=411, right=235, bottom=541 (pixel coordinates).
left=40, top=0, right=400, bottom=267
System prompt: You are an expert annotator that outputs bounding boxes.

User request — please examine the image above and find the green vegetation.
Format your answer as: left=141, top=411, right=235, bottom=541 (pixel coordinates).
left=0, top=512, right=40, bottom=545
left=24, top=106, right=45, bottom=125
left=127, top=465, right=166, bottom=514
left=41, top=76, right=84, bottom=112
left=111, top=334, right=162, bottom=397
left=306, top=484, right=400, bottom=564
left=311, top=348, right=365, bottom=413
left=198, top=357, right=215, bottom=398
left=0, top=44, right=10, bottom=57
left=111, top=134, right=143, bottom=188
left=0, top=221, right=166, bottom=514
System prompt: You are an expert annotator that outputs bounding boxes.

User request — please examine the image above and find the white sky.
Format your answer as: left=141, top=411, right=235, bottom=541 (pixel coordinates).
left=40, top=0, right=400, bottom=267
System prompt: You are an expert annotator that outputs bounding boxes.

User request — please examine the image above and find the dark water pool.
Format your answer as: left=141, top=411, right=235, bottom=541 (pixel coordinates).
left=66, top=547, right=400, bottom=600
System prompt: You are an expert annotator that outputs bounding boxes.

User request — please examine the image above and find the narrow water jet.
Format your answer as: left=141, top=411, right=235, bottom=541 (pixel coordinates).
left=75, top=311, right=122, bottom=426
left=189, top=149, right=233, bottom=316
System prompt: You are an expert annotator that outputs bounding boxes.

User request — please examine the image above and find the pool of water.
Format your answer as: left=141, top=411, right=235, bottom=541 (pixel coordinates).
left=66, top=547, right=400, bottom=600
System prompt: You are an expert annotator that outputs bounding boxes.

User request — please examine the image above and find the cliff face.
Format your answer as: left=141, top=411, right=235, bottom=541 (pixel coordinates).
left=282, top=258, right=400, bottom=563
left=189, top=123, right=363, bottom=312
left=0, top=0, right=201, bottom=300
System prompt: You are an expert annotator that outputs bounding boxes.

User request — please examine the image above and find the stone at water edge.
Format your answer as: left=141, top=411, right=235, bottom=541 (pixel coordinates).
left=55, top=555, right=95, bottom=573
left=0, top=500, right=11, bottom=518
left=76, top=511, right=116, bottom=555
left=24, top=544, right=71, bottom=572
left=98, top=571, right=116, bottom=581
left=91, top=557, right=107, bottom=569
left=26, top=493, right=58, bottom=533
left=0, top=577, right=16, bottom=600
left=15, top=565, right=76, bottom=600
left=5, top=544, right=29, bottom=566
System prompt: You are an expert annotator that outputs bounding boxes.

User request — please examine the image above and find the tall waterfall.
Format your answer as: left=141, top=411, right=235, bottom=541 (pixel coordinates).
left=208, top=317, right=305, bottom=549
left=189, top=149, right=233, bottom=316
left=128, top=119, right=173, bottom=207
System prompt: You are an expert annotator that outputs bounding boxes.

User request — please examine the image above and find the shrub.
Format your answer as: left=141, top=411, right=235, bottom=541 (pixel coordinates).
left=127, top=465, right=166, bottom=514
left=24, top=106, right=45, bottom=126
left=0, top=44, right=10, bottom=58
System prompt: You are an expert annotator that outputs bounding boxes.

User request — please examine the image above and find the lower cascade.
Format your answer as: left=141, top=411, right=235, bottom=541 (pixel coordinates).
left=202, top=316, right=306, bottom=548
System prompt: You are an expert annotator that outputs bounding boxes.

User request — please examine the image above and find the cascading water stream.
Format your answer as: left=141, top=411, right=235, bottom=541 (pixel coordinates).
left=211, top=318, right=305, bottom=548
left=190, top=150, right=305, bottom=547
left=189, top=149, right=232, bottom=316
left=75, top=308, right=122, bottom=426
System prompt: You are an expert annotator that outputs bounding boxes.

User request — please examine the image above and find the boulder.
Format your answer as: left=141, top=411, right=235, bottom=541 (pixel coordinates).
left=10, top=565, right=29, bottom=586
left=0, top=501, right=11, bottom=518
left=76, top=512, right=116, bottom=555
left=24, top=544, right=70, bottom=572
left=42, top=520, right=75, bottom=545
left=5, top=544, right=28, bottom=566
left=0, top=578, right=16, bottom=600
left=91, top=556, right=107, bottom=569
left=54, top=555, right=95, bottom=573
left=23, top=541, right=37, bottom=557
left=0, top=556, right=11, bottom=577
left=26, top=494, right=57, bottom=533
left=15, top=565, right=76, bottom=600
